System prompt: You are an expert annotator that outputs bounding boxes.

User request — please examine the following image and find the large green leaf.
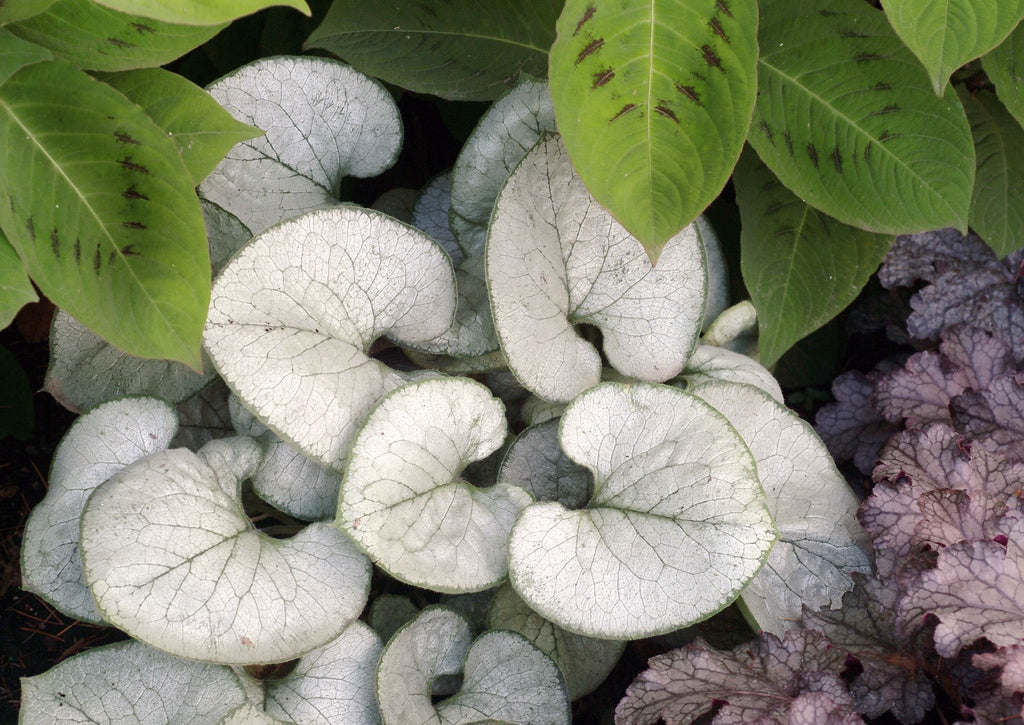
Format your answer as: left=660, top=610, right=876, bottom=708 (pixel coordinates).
left=91, top=0, right=308, bottom=26
left=7, top=0, right=224, bottom=71
left=0, top=231, right=36, bottom=327
left=98, top=68, right=261, bottom=184
left=734, top=148, right=893, bottom=368
left=304, top=0, right=561, bottom=101
left=960, top=87, right=1024, bottom=258
left=0, top=28, right=53, bottom=84
left=983, top=22, right=1024, bottom=130
left=549, top=0, right=758, bottom=262
left=0, top=60, right=209, bottom=368
left=749, top=0, right=974, bottom=236
left=881, top=0, right=1024, bottom=95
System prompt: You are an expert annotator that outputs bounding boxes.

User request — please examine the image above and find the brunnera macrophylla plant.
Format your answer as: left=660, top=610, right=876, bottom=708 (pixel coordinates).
left=19, top=57, right=871, bottom=723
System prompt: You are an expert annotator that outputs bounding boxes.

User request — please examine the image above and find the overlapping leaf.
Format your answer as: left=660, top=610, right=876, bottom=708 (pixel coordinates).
left=750, top=0, right=974, bottom=235
left=203, top=206, right=457, bottom=469
left=20, top=396, right=178, bottom=623
left=0, top=59, right=209, bottom=367
left=734, top=147, right=893, bottom=367
left=487, top=135, right=707, bottom=403
left=338, top=377, right=531, bottom=593
left=19, top=640, right=249, bottom=724
left=7, top=0, right=225, bottom=71
left=199, top=56, right=402, bottom=234
left=90, top=0, right=309, bottom=26
left=375, top=607, right=570, bottom=725
left=960, top=88, right=1024, bottom=257
left=80, top=436, right=372, bottom=664
left=881, top=0, right=1024, bottom=94
left=0, top=27, right=53, bottom=83
left=304, top=0, right=559, bottom=101
left=0, top=233, right=35, bottom=327
left=508, top=383, right=775, bottom=639
left=983, top=21, right=1024, bottom=127
left=549, top=0, right=757, bottom=260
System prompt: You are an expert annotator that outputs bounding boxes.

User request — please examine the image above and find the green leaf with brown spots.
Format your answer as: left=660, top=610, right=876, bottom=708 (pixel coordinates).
left=305, top=0, right=561, bottom=101
left=97, top=68, right=262, bottom=185
left=749, top=0, right=974, bottom=236
left=0, top=60, right=209, bottom=368
left=90, top=0, right=308, bottom=27
left=881, top=0, right=1024, bottom=96
left=6, top=0, right=225, bottom=71
left=960, top=87, right=1024, bottom=258
left=548, top=0, right=758, bottom=262
left=734, top=148, right=893, bottom=368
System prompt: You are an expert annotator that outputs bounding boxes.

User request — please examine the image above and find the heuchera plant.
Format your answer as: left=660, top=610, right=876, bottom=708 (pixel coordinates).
left=17, top=55, right=875, bottom=723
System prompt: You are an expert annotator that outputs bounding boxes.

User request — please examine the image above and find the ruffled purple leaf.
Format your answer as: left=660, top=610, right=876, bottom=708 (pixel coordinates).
left=815, top=370, right=898, bottom=476
left=900, top=514, right=1024, bottom=658
left=802, top=574, right=935, bottom=724
left=873, top=351, right=969, bottom=427
left=879, top=230, right=1024, bottom=362
left=951, top=372, right=1024, bottom=461
left=615, top=630, right=851, bottom=725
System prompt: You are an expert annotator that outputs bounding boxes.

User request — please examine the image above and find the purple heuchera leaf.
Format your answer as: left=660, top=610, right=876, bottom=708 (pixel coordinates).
left=863, top=424, right=1024, bottom=579
left=951, top=372, right=1024, bottom=461
left=900, top=513, right=1024, bottom=658
left=815, top=370, right=898, bottom=476
left=873, top=326, right=1013, bottom=428
left=802, top=574, right=935, bottom=724
left=879, top=229, right=1024, bottom=362
left=974, top=644, right=1024, bottom=695
left=614, top=630, right=853, bottom=725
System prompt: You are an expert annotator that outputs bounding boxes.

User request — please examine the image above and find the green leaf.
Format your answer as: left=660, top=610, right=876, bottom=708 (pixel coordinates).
left=0, top=0, right=56, bottom=26
left=7, top=0, right=225, bottom=71
left=549, top=0, right=758, bottom=262
left=960, top=87, right=1024, bottom=258
left=0, top=231, right=36, bottom=327
left=0, top=60, right=209, bottom=368
left=749, top=0, right=975, bottom=236
left=91, top=0, right=309, bottom=27
left=0, top=28, right=53, bottom=84
left=304, top=0, right=560, bottom=101
left=734, top=148, right=893, bottom=368
left=984, top=23, right=1024, bottom=134
left=97, top=68, right=261, bottom=184
left=881, top=0, right=1024, bottom=95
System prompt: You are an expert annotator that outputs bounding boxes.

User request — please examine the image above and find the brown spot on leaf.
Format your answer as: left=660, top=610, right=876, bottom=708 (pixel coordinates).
left=830, top=147, right=842, bottom=173
left=709, top=17, right=728, bottom=43
left=115, top=131, right=139, bottom=145
left=783, top=131, right=794, bottom=156
left=121, top=244, right=140, bottom=256
left=871, top=81, right=893, bottom=91
left=593, top=68, right=615, bottom=88
left=119, top=157, right=150, bottom=174
left=50, top=229, right=59, bottom=257
left=576, top=37, right=604, bottom=65
left=93, top=248, right=101, bottom=273
left=864, top=141, right=873, bottom=163
left=130, top=22, right=155, bottom=34
left=610, top=103, right=637, bottom=123
left=879, top=130, right=898, bottom=143
left=701, top=45, right=724, bottom=72
left=574, top=6, right=596, bottom=35
left=122, top=185, right=149, bottom=201
left=840, top=30, right=868, bottom=39
left=867, top=103, right=900, bottom=117
left=654, top=104, right=679, bottom=123
left=107, top=37, right=132, bottom=49
left=25, top=217, right=34, bottom=239
left=854, top=52, right=883, bottom=63
left=758, top=120, right=774, bottom=143
left=807, top=143, right=819, bottom=168
left=676, top=83, right=702, bottom=106
left=122, top=221, right=147, bottom=230
left=74, top=238, right=81, bottom=264
left=716, top=0, right=733, bottom=18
